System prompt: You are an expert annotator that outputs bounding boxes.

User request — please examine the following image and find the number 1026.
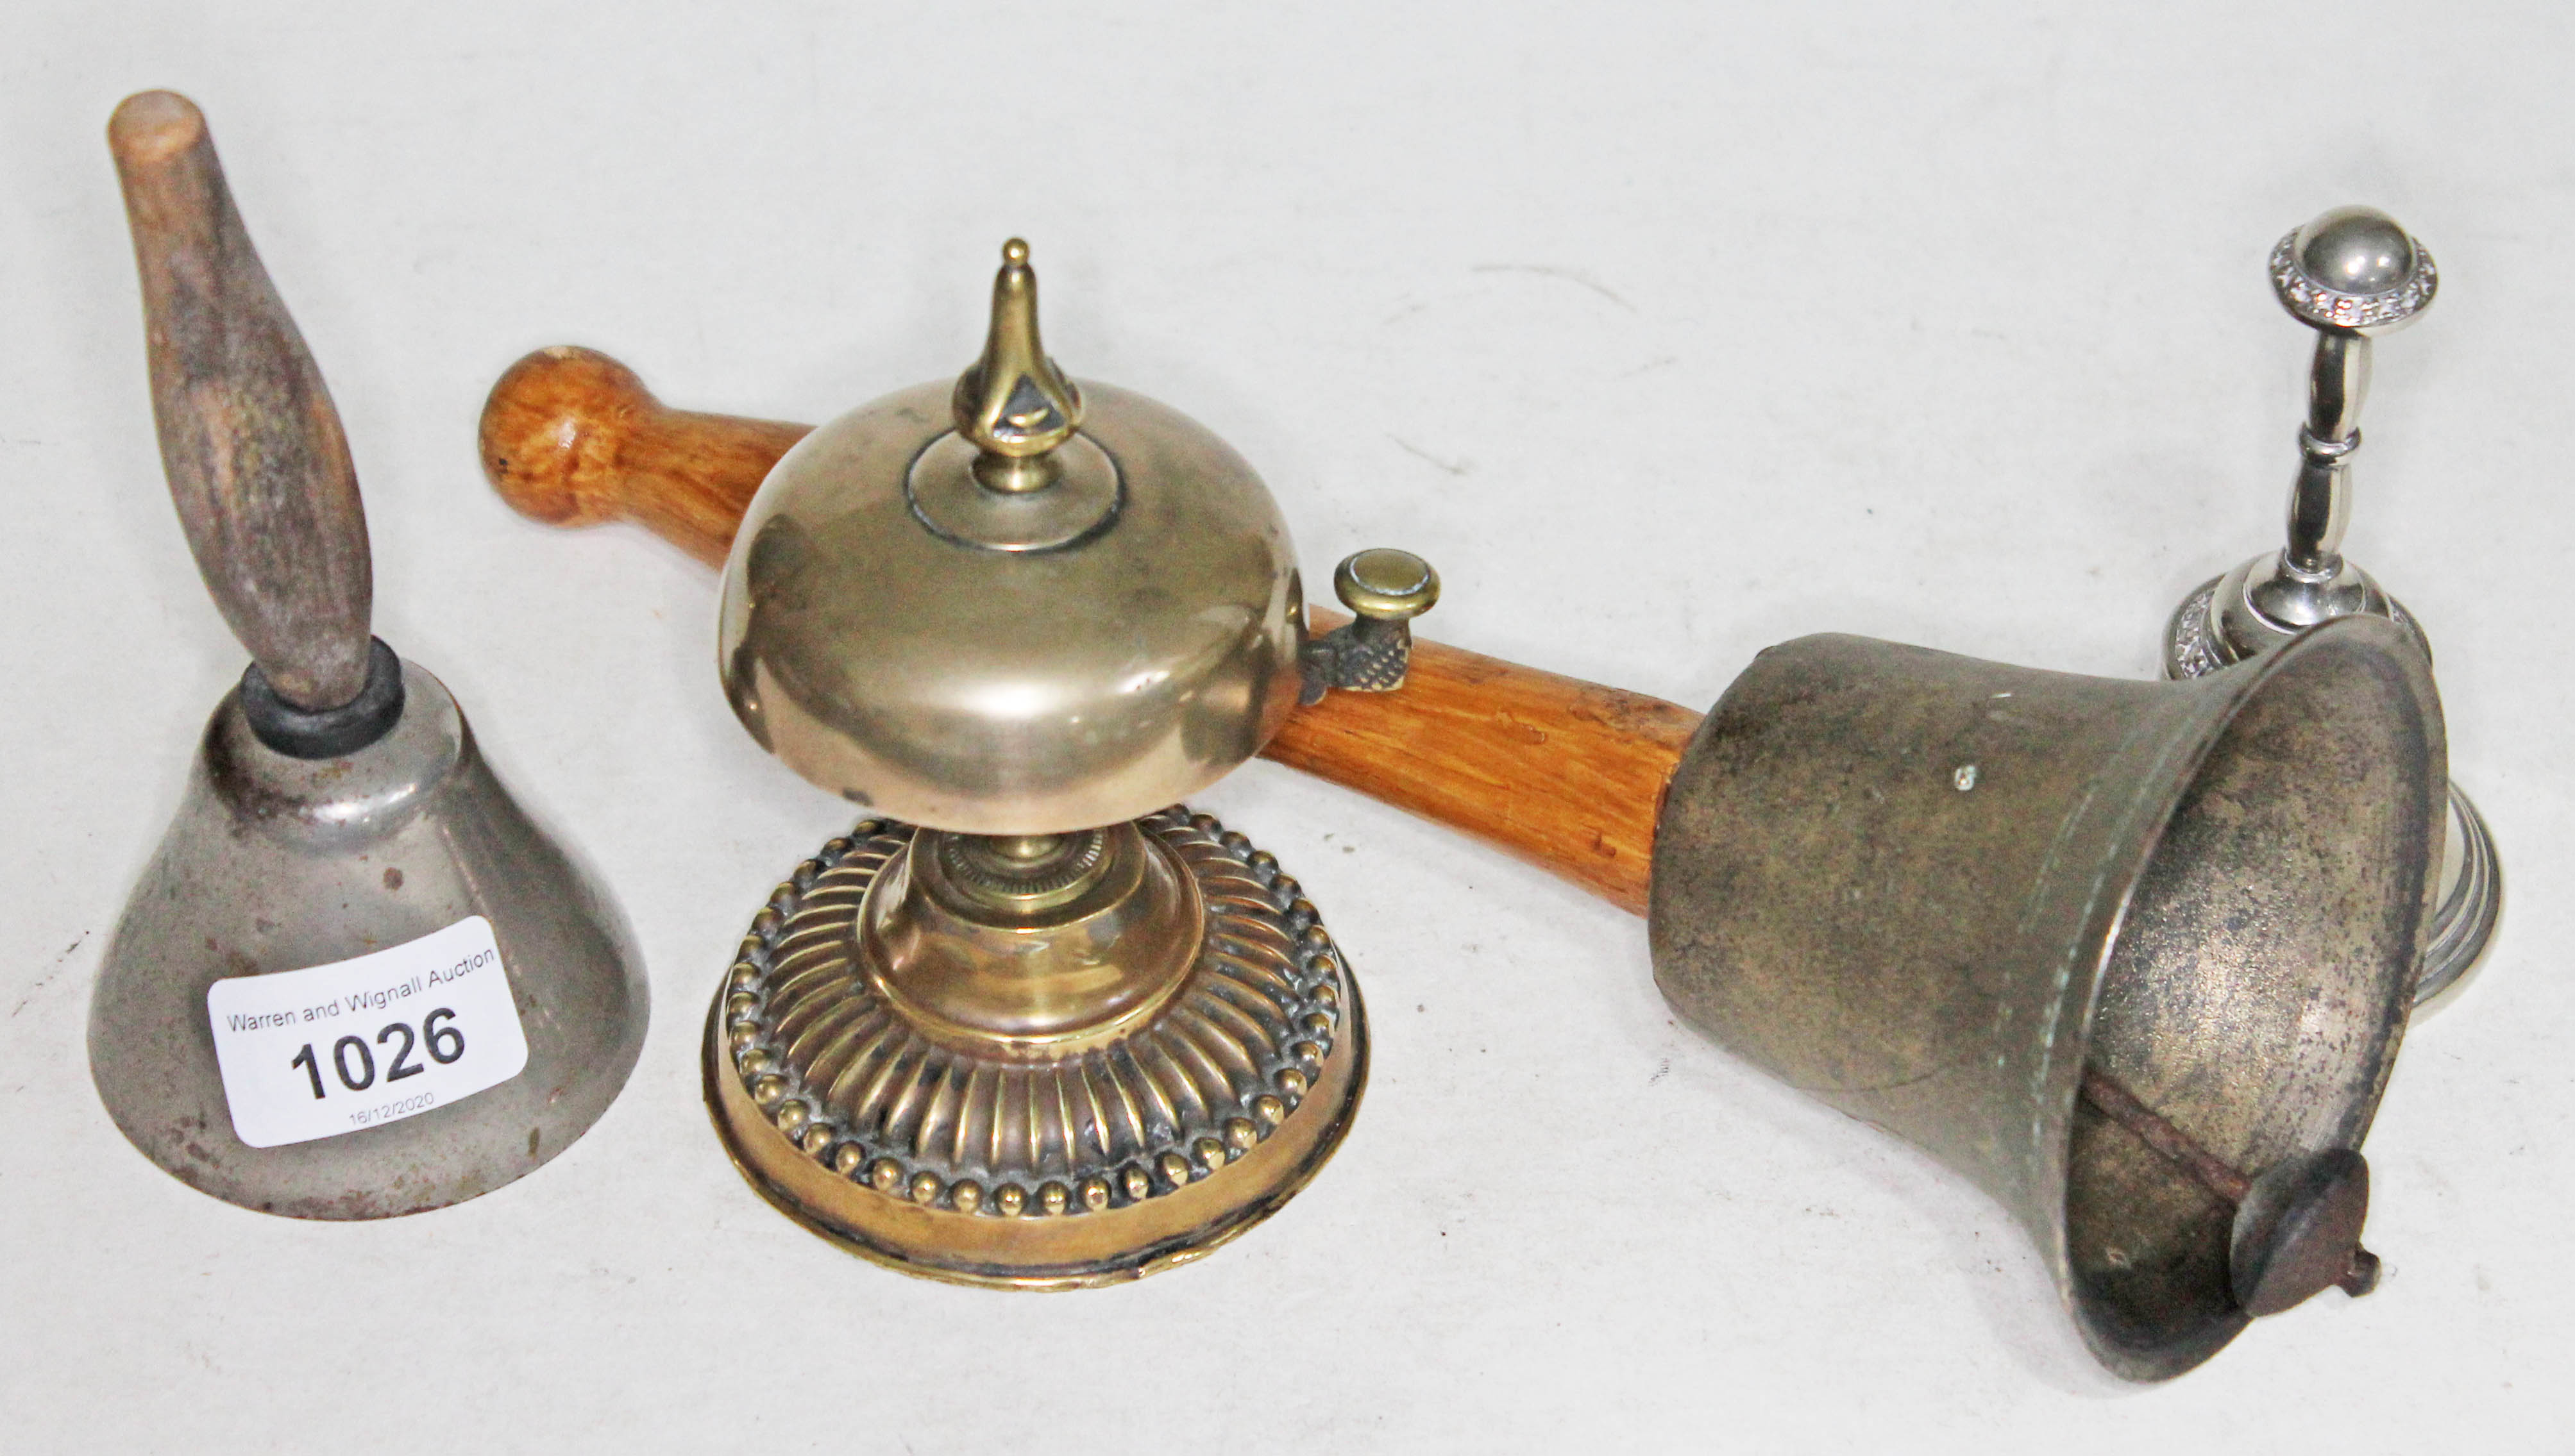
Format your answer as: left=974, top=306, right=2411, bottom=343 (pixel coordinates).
left=287, top=1008, right=465, bottom=1098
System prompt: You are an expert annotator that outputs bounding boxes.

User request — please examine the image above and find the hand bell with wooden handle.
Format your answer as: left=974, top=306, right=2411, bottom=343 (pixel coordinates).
left=89, top=92, right=650, bottom=1219
left=478, top=315, right=2442, bottom=1379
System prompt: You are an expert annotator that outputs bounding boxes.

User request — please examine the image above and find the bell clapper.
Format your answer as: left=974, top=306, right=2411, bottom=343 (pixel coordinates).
left=2161, top=205, right=2498, bottom=1007
left=2079, top=1067, right=2378, bottom=1315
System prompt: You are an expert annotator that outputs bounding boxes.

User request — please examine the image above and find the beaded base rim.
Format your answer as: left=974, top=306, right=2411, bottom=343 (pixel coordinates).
left=701, top=806, right=1369, bottom=1288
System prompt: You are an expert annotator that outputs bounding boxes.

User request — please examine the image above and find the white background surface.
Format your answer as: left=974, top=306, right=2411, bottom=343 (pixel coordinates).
left=3, top=3, right=2568, bottom=1450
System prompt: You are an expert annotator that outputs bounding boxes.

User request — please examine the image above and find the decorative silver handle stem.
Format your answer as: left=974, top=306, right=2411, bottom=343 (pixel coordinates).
left=2268, top=206, right=2436, bottom=580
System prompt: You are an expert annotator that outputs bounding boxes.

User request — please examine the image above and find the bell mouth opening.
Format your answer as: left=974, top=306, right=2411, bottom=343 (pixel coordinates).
left=2063, top=621, right=2438, bottom=1381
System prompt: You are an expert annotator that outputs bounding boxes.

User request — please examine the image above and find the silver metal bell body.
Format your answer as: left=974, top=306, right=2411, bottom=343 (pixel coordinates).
left=1651, top=614, right=2442, bottom=1380
left=92, top=91, right=648, bottom=1218
left=91, top=658, right=647, bottom=1218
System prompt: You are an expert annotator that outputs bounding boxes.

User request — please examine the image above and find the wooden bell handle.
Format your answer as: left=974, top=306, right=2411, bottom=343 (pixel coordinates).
left=113, top=90, right=375, bottom=710
left=1260, top=630, right=1700, bottom=914
left=479, top=347, right=807, bottom=569
left=479, top=347, right=1700, bottom=914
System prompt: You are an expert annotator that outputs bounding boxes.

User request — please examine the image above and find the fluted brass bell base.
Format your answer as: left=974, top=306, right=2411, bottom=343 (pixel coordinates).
left=704, top=808, right=1365, bottom=1289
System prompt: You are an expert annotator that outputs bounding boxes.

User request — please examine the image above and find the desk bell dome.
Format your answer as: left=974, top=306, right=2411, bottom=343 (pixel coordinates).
left=704, top=240, right=1437, bottom=1285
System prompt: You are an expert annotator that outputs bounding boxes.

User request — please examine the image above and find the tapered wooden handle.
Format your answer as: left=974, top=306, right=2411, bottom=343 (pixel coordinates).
left=113, top=90, right=373, bottom=709
left=1276, top=611, right=1700, bottom=914
left=477, top=348, right=1701, bottom=913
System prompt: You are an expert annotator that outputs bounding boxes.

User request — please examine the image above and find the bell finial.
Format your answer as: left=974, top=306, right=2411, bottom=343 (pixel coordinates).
left=953, top=237, right=1083, bottom=492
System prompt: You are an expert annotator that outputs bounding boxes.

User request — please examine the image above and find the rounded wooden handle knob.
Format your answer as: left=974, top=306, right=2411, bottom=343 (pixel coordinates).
left=478, top=346, right=811, bottom=567
left=477, top=347, right=1700, bottom=914
left=480, top=346, right=653, bottom=527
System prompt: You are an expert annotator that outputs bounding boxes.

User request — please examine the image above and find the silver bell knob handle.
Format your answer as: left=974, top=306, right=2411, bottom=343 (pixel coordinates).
left=2269, top=206, right=2436, bottom=579
left=1301, top=548, right=1440, bottom=703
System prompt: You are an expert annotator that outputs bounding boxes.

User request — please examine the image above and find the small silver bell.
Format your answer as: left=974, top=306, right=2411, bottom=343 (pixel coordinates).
left=2162, top=205, right=2498, bottom=1005
left=88, top=92, right=648, bottom=1219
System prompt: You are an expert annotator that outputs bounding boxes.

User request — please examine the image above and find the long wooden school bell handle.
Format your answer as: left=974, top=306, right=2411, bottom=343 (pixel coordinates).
left=480, top=347, right=1700, bottom=914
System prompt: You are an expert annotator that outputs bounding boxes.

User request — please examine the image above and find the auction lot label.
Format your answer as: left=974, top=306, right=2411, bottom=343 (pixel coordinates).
left=205, top=916, right=528, bottom=1148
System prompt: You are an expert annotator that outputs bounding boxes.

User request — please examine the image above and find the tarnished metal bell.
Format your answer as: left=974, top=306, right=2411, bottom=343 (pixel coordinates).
left=1653, top=618, right=2443, bottom=1380
left=90, top=92, right=647, bottom=1218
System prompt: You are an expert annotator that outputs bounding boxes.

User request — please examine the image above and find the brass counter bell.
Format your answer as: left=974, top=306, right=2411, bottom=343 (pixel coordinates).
left=90, top=93, right=648, bottom=1218
left=705, top=240, right=1438, bottom=1285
